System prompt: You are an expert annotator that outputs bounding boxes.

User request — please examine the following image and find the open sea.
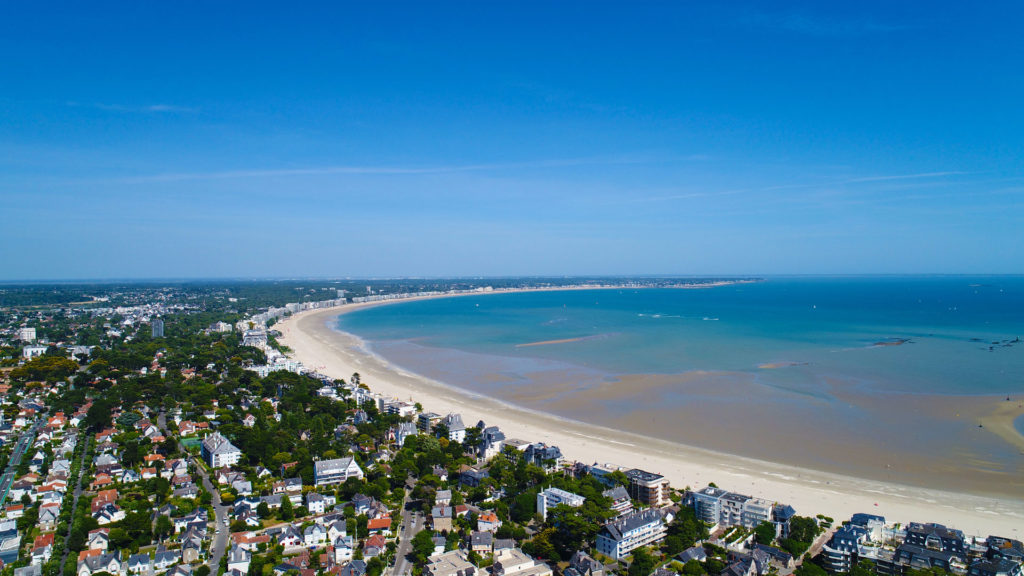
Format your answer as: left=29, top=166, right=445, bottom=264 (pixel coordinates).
left=336, top=276, right=1024, bottom=494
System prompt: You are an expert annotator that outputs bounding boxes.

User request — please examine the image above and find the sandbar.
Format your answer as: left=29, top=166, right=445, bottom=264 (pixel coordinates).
left=516, top=337, right=591, bottom=348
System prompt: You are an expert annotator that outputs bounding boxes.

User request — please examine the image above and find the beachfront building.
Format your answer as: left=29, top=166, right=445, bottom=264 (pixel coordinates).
left=824, top=525, right=872, bottom=572
left=314, top=457, right=364, bottom=487
left=819, top=514, right=888, bottom=573
left=904, top=523, right=968, bottom=556
left=524, top=443, right=563, bottom=472
left=382, top=400, right=418, bottom=418
left=536, top=487, right=585, bottom=520
left=773, top=504, right=797, bottom=539
left=595, top=509, right=668, bottom=560
left=692, top=485, right=773, bottom=529
left=241, top=330, right=268, bottom=349
left=693, top=486, right=728, bottom=527
left=625, top=468, right=671, bottom=508
left=201, top=432, right=241, bottom=468
left=479, top=425, right=505, bottom=460
left=891, top=523, right=970, bottom=573
left=441, top=413, right=467, bottom=443
left=501, top=438, right=533, bottom=462
left=419, top=412, right=442, bottom=433
left=588, top=462, right=629, bottom=486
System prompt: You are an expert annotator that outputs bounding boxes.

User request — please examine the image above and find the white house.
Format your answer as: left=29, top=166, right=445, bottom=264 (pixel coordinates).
left=306, top=493, right=327, bottom=515
left=201, top=432, right=242, bottom=468
left=226, top=546, right=251, bottom=575
left=536, top=487, right=585, bottom=521
left=304, top=524, right=328, bottom=548
left=313, top=457, right=363, bottom=487
left=595, top=509, right=667, bottom=560
left=441, top=413, right=466, bottom=443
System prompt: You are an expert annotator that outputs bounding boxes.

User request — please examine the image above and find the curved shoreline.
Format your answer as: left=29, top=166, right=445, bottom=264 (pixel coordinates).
left=276, top=294, right=1024, bottom=537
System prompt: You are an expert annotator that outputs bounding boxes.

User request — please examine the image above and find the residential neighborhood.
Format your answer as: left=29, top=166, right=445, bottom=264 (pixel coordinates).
left=0, top=282, right=1020, bottom=576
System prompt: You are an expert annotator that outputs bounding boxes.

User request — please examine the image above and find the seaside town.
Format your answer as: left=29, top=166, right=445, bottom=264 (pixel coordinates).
left=0, top=281, right=1020, bottom=576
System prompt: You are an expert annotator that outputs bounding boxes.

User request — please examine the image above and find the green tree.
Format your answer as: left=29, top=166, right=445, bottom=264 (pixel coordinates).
left=546, top=503, right=608, bottom=558
left=666, top=507, right=708, bottom=550
left=780, top=516, right=821, bottom=557
left=794, top=563, right=827, bottom=576
left=411, top=529, right=436, bottom=565
left=10, top=355, right=79, bottom=382
left=67, top=527, right=87, bottom=552
left=754, top=521, right=776, bottom=545
left=155, top=515, right=174, bottom=539
left=607, top=470, right=629, bottom=487
left=628, top=547, right=656, bottom=576
left=682, top=560, right=705, bottom=576
left=367, top=557, right=384, bottom=576
left=109, top=528, right=132, bottom=549
left=281, top=497, right=294, bottom=521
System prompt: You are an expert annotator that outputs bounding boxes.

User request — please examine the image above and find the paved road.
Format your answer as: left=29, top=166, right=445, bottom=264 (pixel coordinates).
left=58, top=435, right=92, bottom=576
left=194, top=459, right=230, bottom=571
left=392, top=491, right=423, bottom=576
left=0, top=420, right=40, bottom=509
left=157, top=412, right=229, bottom=570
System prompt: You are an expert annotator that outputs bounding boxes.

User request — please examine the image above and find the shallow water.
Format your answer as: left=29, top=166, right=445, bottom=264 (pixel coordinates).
left=340, top=277, right=1024, bottom=395
left=336, top=277, right=1024, bottom=495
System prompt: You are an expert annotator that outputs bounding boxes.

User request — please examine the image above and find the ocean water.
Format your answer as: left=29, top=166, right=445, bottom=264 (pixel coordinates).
left=335, top=277, right=1024, bottom=493
left=338, top=277, right=1024, bottom=397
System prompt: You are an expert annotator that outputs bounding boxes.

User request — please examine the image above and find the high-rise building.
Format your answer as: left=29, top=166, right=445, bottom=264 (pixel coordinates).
left=151, top=318, right=164, bottom=338
left=625, top=468, right=671, bottom=507
left=18, top=327, right=36, bottom=342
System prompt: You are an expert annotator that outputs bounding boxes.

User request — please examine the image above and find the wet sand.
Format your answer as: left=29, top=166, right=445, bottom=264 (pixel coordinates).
left=979, top=400, right=1024, bottom=453
left=276, top=298, right=1024, bottom=537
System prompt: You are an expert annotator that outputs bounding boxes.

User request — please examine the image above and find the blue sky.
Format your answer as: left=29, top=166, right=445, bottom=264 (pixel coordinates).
left=2, top=2, right=1022, bottom=280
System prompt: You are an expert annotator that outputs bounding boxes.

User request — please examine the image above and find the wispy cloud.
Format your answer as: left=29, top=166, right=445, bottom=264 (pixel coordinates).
left=840, top=171, right=973, bottom=184
left=66, top=101, right=198, bottom=113
left=742, top=9, right=913, bottom=37
left=111, top=156, right=651, bottom=184
left=604, top=170, right=977, bottom=206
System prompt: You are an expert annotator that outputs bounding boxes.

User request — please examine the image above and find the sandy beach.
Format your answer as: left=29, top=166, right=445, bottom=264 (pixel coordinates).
left=276, top=296, right=1024, bottom=538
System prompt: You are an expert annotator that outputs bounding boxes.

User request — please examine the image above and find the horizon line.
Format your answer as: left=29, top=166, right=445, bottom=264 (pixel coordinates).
left=1, top=272, right=1023, bottom=286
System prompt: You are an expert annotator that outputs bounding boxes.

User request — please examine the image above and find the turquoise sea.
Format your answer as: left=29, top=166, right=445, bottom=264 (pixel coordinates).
left=339, top=277, right=1023, bottom=395
left=336, top=277, right=1024, bottom=494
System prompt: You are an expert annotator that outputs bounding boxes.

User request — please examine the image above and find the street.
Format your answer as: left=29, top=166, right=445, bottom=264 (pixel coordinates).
left=158, top=412, right=229, bottom=571
left=58, top=436, right=92, bottom=576
left=391, top=490, right=423, bottom=576
left=0, top=420, right=41, bottom=509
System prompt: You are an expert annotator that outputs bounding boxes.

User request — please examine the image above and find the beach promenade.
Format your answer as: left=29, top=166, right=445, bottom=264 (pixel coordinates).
left=276, top=297, right=1024, bottom=538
